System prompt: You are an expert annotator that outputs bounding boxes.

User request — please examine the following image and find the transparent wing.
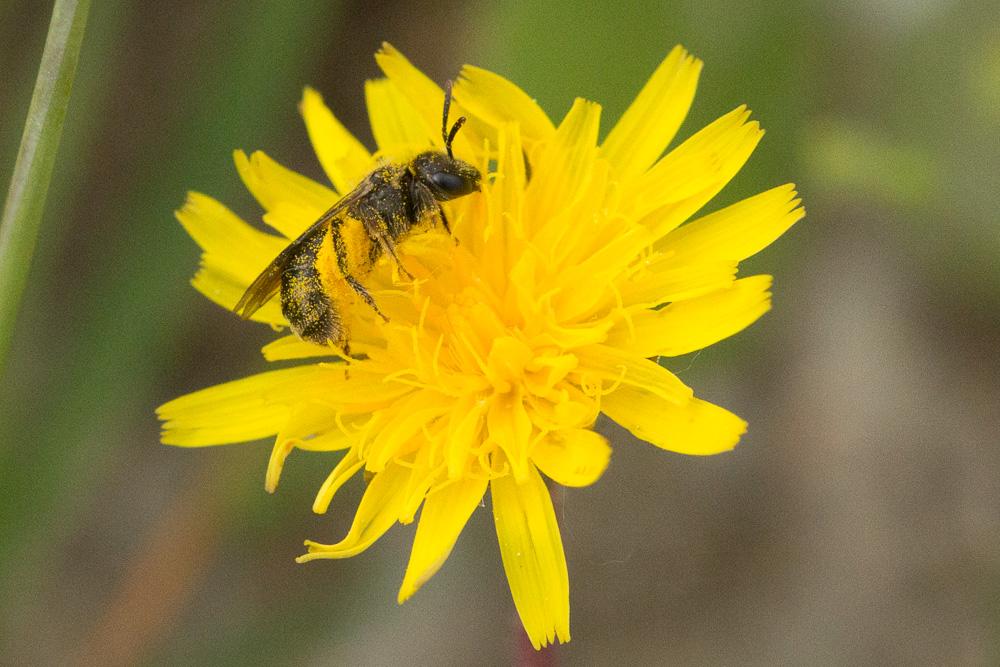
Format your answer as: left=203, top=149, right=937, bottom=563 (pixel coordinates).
left=233, top=180, right=375, bottom=320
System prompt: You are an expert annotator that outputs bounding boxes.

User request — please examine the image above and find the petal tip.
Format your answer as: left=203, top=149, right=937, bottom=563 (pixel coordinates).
left=299, top=85, right=320, bottom=111
left=396, top=585, right=414, bottom=605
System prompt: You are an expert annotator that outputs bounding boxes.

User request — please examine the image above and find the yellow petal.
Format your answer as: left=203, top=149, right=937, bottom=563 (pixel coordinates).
left=177, top=188, right=302, bottom=316
left=478, top=122, right=526, bottom=275
left=374, top=43, right=483, bottom=159
left=636, top=106, right=759, bottom=207
left=454, top=64, right=554, bottom=143
left=300, top=86, right=372, bottom=194
left=266, top=427, right=353, bottom=494
left=600, top=45, right=702, bottom=180
left=365, top=390, right=449, bottom=472
left=550, top=220, right=655, bottom=320
left=375, top=44, right=441, bottom=132
left=312, top=448, right=365, bottom=514
left=574, top=344, right=693, bottom=405
left=602, top=387, right=747, bottom=455
left=525, top=98, right=601, bottom=235
left=531, top=429, right=611, bottom=487
left=627, top=106, right=764, bottom=239
left=617, top=259, right=738, bottom=309
left=265, top=439, right=297, bottom=494
left=265, top=402, right=350, bottom=493
left=469, top=122, right=526, bottom=295
left=398, top=467, right=437, bottom=526
left=233, top=149, right=337, bottom=215
left=299, top=463, right=411, bottom=560
left=296, top=428, right=356, bottom=452
left=364, top=78, right=433, bottom=157
left=487, top=391, right=534, bottom=483
left=260, top=200, right=327, bottom=240
left=158, top=365, right=334, bottom=446
left=524, top=385, right=599, bottom=432
left=397, top=476, right=488, bottom=603
left=444, top=396, right=489, bottom=479
left=491, top=462, right=570, bottom=649
left=658, top=184, right=805, bottom=262
left=191, top=265, right=284, bottom=326
left=609, top=275, right=773, bottom=357
left=494, top=122, right=528, bottom=221
left=176, top=191, right=287, bottom=283
left=261, top=334, right=337, bottom=361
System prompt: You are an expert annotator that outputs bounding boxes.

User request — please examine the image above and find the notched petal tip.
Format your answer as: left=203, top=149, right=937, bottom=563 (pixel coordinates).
left=174, top=190, right=202, bottom=219
left=601, top=44, right=703, bottom=178
left=453, top=64, right=555, bottom=142
left=377, top=40, right=399, bottom=57
left=492, top=467, right=571, bottom=651
left=604, top=388, right=749, bottom=456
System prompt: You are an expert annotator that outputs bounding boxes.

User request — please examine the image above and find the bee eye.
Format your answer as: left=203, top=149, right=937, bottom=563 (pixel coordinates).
left=430, top=171, right=468, bottom=194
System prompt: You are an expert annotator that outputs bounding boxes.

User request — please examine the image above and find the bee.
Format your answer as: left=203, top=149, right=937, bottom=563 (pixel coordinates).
left=233, top=84, right=481, bottom=351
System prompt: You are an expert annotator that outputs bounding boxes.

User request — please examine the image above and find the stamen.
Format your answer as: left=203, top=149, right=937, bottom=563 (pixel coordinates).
left=610, top=282, right=636, bottom=343
left=431, top=333, right=445, bottom=380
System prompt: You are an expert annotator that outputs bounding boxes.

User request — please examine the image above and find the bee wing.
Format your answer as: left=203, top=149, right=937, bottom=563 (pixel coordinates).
left=233, top=181, right=375, bottom=320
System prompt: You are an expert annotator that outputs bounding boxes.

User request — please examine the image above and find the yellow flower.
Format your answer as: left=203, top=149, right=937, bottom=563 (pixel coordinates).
left=157, top=43, right=803, bottom=649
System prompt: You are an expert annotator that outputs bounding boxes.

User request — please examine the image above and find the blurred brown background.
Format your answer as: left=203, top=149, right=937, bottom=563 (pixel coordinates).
left=1, top=1, right=998, bottom=664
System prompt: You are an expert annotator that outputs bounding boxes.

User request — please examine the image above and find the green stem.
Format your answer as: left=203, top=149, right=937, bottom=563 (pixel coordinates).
left=0, top=0, right=91, bottom=371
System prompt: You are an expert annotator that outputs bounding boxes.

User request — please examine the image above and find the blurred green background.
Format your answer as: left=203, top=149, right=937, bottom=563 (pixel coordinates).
left=2, top=1, right=998, bottom=664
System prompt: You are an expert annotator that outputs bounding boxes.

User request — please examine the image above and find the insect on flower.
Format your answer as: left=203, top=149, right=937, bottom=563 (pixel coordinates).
left=160, top=43, right=805, bottom=650
left=233, top=84, right=481, bottom=351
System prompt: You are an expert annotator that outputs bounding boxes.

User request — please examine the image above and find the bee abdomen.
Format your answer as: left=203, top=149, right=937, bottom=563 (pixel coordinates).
left=280, top=229, right=343, bottom=346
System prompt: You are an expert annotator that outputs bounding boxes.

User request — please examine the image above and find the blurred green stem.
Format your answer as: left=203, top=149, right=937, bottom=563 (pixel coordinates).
left=0, top=0, right=90, bottom=372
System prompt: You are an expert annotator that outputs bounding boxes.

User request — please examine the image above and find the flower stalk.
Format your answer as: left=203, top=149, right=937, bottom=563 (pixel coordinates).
left=0, top=0, right=91, bottom=372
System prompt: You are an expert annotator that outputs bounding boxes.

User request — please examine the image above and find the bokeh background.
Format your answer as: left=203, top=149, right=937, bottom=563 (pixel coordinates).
left=2, top=1, right=998, bottom=664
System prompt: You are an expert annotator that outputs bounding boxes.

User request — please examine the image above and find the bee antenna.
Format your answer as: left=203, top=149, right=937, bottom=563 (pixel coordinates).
left=442, top=80, right=466, bottom=159
left=446, top=117, right=466, bottom=159
left=442, top=80, right=454, bottom=156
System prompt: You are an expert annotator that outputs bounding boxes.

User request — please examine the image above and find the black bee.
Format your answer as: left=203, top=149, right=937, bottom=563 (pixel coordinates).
left=233, top=84, right=481, bottom=350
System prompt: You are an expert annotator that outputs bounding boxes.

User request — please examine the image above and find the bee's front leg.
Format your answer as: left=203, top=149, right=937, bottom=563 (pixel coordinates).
left=436, top=203, right=455, bottom=239
left=359, top=203, right=415, bottom=282
left=411, top=181, right=452, bottom=236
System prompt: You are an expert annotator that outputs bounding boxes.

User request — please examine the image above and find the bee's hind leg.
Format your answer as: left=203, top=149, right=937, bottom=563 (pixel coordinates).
left=345, top=274, right=389, bottom=321
left=331, top=222, right=390, bottom=321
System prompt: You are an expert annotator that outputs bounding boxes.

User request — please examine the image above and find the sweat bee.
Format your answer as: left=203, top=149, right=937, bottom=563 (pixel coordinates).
left=233, top=84, right=481, bottom=351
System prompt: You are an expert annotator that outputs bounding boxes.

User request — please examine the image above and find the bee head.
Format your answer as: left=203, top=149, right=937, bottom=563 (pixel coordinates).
left=412, top=152, right=481, bottom=201
left=410, top=81, right=482, bottom=201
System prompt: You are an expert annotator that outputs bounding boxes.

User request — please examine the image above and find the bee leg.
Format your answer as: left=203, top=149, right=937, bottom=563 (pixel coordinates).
left=345, top=274, right=388, bottom=321
left=357, top=202, right=414, bottom=281
left=411, top=180, right=451, bottom=237
left=377, top=235, right=414, bottom=281
left=436, top=204, right=459, bottom=246
left=436, top=204, right=453, bottom=236
left=331, top=222, right=389, bottom=322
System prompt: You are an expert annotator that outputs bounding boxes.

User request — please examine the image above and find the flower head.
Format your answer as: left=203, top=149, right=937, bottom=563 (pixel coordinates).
left=157, top=43, right=803, bottom=649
